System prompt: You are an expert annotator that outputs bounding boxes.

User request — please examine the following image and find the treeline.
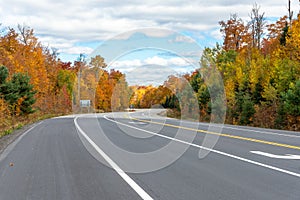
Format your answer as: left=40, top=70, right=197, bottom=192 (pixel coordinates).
left=162, top=6, right=300, bottom=130
left=131, top=5, right=300, bottom=130
left=1, top=4, right=299, bottom=132
left=130, top=75, right=198, bottom=119
left=72, top=55, right=130, bottom=113
left=0, top=24, right=132, bottom=133
left=95, top=69, right=130, bottom=112
left=0, top=26, right=77, bottom=132
left=130, top=85, right=172, bottom=108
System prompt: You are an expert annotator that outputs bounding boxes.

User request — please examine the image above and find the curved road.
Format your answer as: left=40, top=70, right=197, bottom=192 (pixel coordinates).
left=0, top=109, right=300, bottom=199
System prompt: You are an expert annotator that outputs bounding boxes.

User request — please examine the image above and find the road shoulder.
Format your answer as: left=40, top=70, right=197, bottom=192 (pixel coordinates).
left=0, top=122, right=41, bottom=155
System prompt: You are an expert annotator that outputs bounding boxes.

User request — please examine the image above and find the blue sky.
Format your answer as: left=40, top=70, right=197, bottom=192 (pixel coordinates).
left=87, top=29, right=206, bottom=85
left=1, top=0, right=299, bottom=85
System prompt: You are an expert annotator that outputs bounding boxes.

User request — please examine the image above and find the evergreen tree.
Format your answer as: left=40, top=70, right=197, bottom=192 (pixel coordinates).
left=0, top=66, right=36, bottom=115
left=0, top=66, right=8, bottom=85
left=240, top=94, right=255, bottom=125
left=282, top=80, right=300, bottom=116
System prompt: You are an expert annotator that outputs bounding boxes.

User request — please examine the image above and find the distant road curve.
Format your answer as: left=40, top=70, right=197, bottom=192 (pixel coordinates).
left=0, top=110, right=299, bottom=200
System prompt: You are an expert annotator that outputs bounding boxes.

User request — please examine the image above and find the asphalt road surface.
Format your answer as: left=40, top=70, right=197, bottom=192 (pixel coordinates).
left=0, top=109, right=300, bottom=200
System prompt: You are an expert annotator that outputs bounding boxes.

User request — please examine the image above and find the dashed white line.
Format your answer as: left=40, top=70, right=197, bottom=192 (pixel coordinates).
left=128, top=122, right=147, bottom=125
left=104, top=115, right=300, bottom=178
left=251, top=151, right=300, bottom=159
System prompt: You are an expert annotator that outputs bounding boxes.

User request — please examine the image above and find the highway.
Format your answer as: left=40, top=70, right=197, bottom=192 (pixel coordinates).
left=0, top=109, right=300, bottom=200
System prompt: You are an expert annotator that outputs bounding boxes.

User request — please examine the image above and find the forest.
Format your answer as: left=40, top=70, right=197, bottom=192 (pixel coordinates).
left=131, top=5, right=300, bottom=130
left=0, top=4, right=300, bottom=135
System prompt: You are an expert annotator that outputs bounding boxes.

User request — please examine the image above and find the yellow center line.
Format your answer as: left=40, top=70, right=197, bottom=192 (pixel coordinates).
left=129, top=117, right=300, bottom=151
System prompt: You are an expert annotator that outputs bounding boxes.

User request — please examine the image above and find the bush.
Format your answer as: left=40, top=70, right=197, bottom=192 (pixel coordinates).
left=0, top=98, right=11, bottom=131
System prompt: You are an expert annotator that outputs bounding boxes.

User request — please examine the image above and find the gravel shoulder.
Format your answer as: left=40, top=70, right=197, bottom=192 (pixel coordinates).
left=0, top=122, right=40, bottom=155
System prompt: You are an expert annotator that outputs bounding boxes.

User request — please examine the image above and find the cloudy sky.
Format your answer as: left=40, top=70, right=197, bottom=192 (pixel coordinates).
left=1, top=0, right=299, bottom=85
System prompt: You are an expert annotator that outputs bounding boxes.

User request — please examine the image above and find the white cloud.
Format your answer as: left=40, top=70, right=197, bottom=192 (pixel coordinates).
left=210, top=29, right=223, bottom=41
left=113, top=28, right=173, bottom=40
left=109, top=55, right=196, bottom=85
left=38, top=37, right=74, bottom=49
left=63, top=46, right=94, bottom=55
left=144, top=56, right=169, bottom=65
left=110, top=59, right=143, bottom=68
left=1, top=0, right=299, bottom=60
left=125, top=65, right=177, bottom=86
left=180, top=50, right=202, bottom=58
left=169, top=35, right=194, bottom=43
left=111, top=56, right=191, bottom=69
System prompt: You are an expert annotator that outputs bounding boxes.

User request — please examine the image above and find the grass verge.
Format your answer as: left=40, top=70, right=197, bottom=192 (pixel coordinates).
left=0, top=112, right=66, bottom=139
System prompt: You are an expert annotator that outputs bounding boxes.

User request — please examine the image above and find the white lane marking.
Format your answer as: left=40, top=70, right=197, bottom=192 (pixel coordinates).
left=128, top=122, right=147, bottom=125
left=74, top=116, right=153, bottom=200
left=129, top=111, right=300, bottom=138
left=104, top=115, right=300, bottom=178
left=251, top=151, right=300, bottom=159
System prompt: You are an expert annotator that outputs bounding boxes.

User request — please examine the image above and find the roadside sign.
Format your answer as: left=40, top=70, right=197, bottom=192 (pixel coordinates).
left=80, top=100, right=91, bottom=107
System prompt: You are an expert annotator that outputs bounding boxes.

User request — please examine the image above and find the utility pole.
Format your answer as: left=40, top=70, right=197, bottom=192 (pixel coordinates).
left=77, top=53, right=85, bottom=112
left=299, top=0, right=300, bottom=17
left=288, top=0, right=293, bottom=27
left=78, top=66, right=81, bottom=112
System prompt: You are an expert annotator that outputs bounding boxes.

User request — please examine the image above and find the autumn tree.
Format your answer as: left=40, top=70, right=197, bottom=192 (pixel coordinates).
left=160, top=3, right=300, bottom=129
left=219, top=14, right=250, bottom=51
left=263, top=16, right=288, bottom=55
left=111, top=73, right=130, bottom=111
left=89, top=55, right=107, bottom=85
left=0, top=25, right=76, bottom=116
left=89, top=55, right=107, bottom=71
left=249, top=4, right=265, bottom=49
left=95, top=69, right=129, bottom=112
left=0, top=98, right=10, bottom=131
left=130, top=86, right=148, bottom=108
left=95, top=70, right=110, bottom=111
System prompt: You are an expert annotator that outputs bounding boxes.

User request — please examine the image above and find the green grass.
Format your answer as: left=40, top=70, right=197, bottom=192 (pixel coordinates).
left=1, top=129, right=13, bottom=137
left=16, top=123, right=23, bottom=130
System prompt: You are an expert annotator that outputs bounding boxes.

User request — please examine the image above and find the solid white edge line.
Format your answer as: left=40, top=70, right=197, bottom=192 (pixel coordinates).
left=104, top=115, right=300, bottom=178
left=74, top=116, right=153, bottom=200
